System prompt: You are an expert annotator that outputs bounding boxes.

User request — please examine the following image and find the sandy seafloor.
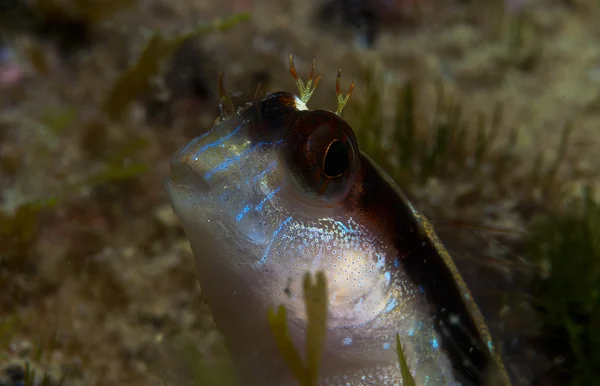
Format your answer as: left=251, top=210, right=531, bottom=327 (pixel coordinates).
left=0, top=0, right=599, bottom=385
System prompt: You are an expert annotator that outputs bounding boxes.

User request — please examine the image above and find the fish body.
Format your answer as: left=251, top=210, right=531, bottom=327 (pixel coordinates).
left=166, top=64, right=510, bottom=385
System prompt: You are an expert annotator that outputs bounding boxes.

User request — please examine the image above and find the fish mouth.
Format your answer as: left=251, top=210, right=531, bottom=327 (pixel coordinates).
left=165, top=158, right=253, bottom=245
left=165, top=158, right=214, bottom=219
left=168, top=159, right=210, bottom=193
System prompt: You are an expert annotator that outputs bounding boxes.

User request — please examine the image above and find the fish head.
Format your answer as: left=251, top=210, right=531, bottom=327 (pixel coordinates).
left=166, top=88, right=394, bottom=327
left=169, top=90, right=360, bottom=238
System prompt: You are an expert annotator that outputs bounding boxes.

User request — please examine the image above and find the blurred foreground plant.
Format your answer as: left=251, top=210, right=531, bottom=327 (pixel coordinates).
left=396, top=333, right=416, bottom=386
left=266, top=271, right=417, bottom=386
left=267, top=271, right=328, bottom=386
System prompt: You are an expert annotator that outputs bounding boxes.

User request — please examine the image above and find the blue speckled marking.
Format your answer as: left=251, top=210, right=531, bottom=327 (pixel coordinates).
left=255, top=185, right=282, bottom=211
left=383, top=342, right=391, bottom=350
left=192, top=123, right=242, bottom=159
left=394, top=257, right=400, bottom=268
left=354, top=297, right=363, bottom=312
left=235, top=205, right=251, bottom=222
left=178, top=130, right=213, bottom=156
left=408, top=328, right=414, bottom=337
left=487, top=340, right=493, bottom=352
left=418, top=285, right=425, bottom=294
left=205, top=139, right=283, bottom=179
left=249, top=160, right=277, bottom=185
left=385, top=298, right=398, bottom=313
left=384, top=271, right=391, bottom=285
left=431, top=338, right=439, bottom=349
left=257, top=216, right=293, bottom=265
left=333, top=220, right=353, bottom=234
left=375, top=253, right=385, bottom=269
left=343, top=337, right=353, bottom=346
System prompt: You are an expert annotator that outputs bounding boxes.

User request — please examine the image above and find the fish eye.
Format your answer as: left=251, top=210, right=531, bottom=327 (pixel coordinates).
left=284, top=110, right=360, bottom=205
left=323, top=139, right=350, bottom=178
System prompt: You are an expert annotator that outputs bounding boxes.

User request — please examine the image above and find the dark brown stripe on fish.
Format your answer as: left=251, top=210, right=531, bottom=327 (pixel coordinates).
left=356, top=155, right=502, bottom=385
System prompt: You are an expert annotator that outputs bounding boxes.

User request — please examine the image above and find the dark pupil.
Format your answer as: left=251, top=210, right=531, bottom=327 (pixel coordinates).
left=323, top=140, right=349, bottom=178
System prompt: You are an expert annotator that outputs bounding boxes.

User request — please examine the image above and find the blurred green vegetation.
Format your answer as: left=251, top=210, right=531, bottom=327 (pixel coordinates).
left=267, top=271, right=328, bottom=386
left=174, top=338, right=238, bottom=386
left=22, top=361, right=67, bottom=386
left=0, top=316, right=66, bottom=386
left=351, top=70, right=571, bottom=203
left=0, top=8, right=251, bottom=281
left=526, top=188, right=600, bottom=385
left=0, top=198, right=57, bottom=311
left=352, top=72, right=510, bottom=186
left=350, top=68, right=593, bottom=384
left=351, top=69, right=593, bottom=385
left=1, top=6, right=251, bottom=385
left=102, top=12, right=250, bottom=121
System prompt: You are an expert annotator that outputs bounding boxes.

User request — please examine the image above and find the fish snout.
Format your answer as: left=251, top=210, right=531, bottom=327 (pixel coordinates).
left=167, top=158, right=211, bottom=196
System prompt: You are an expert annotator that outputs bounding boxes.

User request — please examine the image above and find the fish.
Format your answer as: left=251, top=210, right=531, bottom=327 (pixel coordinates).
left=166, top=55, right=511, bottom=386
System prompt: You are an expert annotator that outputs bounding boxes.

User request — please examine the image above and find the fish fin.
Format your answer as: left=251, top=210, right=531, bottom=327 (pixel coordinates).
left=218, top=72, right=236, bottom=120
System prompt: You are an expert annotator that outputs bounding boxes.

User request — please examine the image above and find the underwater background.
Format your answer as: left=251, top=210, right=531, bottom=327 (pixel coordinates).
left=0, top=0, right=599, bottom=385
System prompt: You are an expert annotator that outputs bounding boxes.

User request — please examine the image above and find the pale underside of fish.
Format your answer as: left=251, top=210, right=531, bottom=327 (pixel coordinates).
left=166, top=60, right=511, bottom=386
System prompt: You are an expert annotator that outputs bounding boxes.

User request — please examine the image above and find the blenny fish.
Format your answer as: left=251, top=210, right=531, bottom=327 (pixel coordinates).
left=166, top=55, right=511, bottom=386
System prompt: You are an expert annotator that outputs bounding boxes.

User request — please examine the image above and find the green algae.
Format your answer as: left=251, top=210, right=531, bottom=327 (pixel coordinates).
left=351, top=75, right=513, bottom=188
left=102, top=12, right=250, bottom=121
left=1, top=8, right=250, bottom=385
left=525, top=188, right=600, bottom=385
left=23, top=361, right=67, bottom=386
left=177, top=339, right=237, bottom=386
left=0, top=198, right=57, bottom=275
left=396, top=333, right=416, bottom=386
left=267, top=271, right=328, bottom=386
left=265, top=274, right=418, bottom=386
left=0, top=317, right=67, bottom=386
left=351, top=69, right=574, bottom=206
